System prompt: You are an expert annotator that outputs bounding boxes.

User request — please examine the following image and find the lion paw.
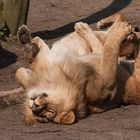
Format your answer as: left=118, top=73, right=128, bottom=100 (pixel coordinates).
left=97, top=19, right=112, bottom=29
left=53, top=116, right=61, bottom=124
left=109, top=22, right=132, bottom=41
left=126, top=27, right=140, bottom=41
left=74, top=22, right=92, bottom=38
left=53, top=111, right=75, bottom=125
left=17, top=25, right=31, bottom=44
left=126, top=33, right=136, bottom=41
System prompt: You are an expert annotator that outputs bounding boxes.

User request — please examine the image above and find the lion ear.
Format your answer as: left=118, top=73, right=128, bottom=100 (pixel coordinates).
left=61, top=111, right=75, bottom=125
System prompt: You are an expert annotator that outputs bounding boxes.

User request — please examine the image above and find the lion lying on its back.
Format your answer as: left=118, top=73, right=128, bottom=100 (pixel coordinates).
left=16, top=13, right=140, bottom=124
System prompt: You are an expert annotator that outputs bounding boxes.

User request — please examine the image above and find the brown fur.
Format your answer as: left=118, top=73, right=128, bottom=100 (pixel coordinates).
left=16, top=13, right=140, bottom=124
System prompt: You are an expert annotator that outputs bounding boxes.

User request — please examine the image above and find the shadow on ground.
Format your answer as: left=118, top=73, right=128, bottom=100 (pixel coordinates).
left=0, top=46, right=17, bottom=69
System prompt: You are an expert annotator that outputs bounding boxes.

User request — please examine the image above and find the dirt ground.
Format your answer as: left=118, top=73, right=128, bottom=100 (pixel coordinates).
left=0, top=105, right=140, bottom=140
left=0, top=0, right=140, bottom=139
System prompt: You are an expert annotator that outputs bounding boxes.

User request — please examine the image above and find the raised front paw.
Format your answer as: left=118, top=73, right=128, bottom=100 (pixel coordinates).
left=118, top=22, right=132, bottom=40
left=110, top=22, right=132, bottom=41
left=53, top=111, right=75, bottom=125
left=122, top=27, right=139, bottom=42
left=126, top=27, right=140, bottom=41
left=97, top=19, right=113, bottom=29
left=17, top=25, right=31, bottom=44
left=74, top=22, right=92, bottom=38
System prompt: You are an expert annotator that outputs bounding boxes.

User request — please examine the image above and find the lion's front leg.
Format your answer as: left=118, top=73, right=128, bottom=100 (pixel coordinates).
left=24, top=103, right=37, bottom=125
left=75, top=22, right=104, bottom=54
left=53, top=111, right=75, bottom=125
left=99, top=22, right=132, bottom=100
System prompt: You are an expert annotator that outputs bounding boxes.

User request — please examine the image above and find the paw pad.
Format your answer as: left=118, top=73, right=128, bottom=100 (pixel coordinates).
left=17, top=25, right=31, bottom=44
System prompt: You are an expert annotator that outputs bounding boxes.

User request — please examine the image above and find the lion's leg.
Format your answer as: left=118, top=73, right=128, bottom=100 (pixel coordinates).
left=97, top=13, right=139, bottom=59
left=17, top=25, right=50, bottom=51
left=18, top=25, right=50, bottom=71
left=24, top=102, right=37, bottom=124
left=53, top=111, right=75, bottom=125
left=97, top=13, right=127, bottom=29
left=17, top=25, right=50, bottom=63
left=17, top=25, right=39, bottom=63
left=107, top=20, right=140, bottom=58
left=75, top=22, right=104, bottom=53
left=15, top=67, right=34, bottom=89
left=99, top=22, right=132, bottom=99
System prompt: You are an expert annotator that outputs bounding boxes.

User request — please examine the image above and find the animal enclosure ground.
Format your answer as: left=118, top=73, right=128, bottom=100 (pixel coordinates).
left=0, top=0, right=140, bottom=139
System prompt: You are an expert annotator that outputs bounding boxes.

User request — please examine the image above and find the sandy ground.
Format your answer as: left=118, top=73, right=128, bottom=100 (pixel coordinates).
left=0, top=105, right=140, bottom=140
left=0, top=0, right=140, bottom=139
